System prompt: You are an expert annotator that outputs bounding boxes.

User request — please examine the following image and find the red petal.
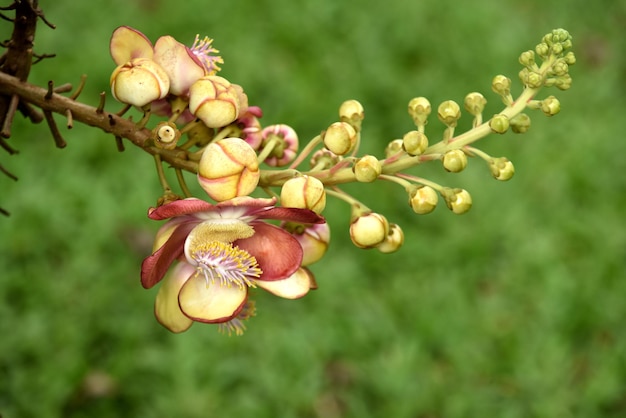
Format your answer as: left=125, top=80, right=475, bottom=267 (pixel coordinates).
left=140, top=221, right=196, bottom=289
left=148, top=198, right=217, bottom=220
left=235, top=222, right=302, bottom=281
left=257, top=206, right=325, bottom=224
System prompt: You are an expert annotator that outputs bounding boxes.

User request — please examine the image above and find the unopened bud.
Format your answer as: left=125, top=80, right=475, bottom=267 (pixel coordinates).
left=408, top=97, right=431, bottom=126
left=153, top=122, right=180, bottom=150
left=510, top=113, right=531, bottom=134
left=323, top=122, right=357, bottom=155
left=463, top=92, right=487, bottom=116
left=189, top=75, right=240, bottom=128
left=110, top=58, right=170, bottom=107
left=408, top=185, right=438, bottom=214
left=437, top=100, right=461, bottom=127
left=442, top=149, right=468, bottom=173
left=197, top=137, right=260, bottom=201
left=489, top=114, right=510, bottom=134
left=280, top=175, right=326, bottom=214
left=376, top=223, right=404, bottom=254
left=525, top=71, right=544, bottom=88
left=489, top=157, right=515, bottom=181
left=491, top=75, right=511, bottom=97
left=353, top=155, right=381, bottom=183
left=310, top=149, right=341, bottom=170
left=519, top=50, right=536, bottom=67
left=260, top=124, right=299, bottom=167
left=442, top=188, right=472, bottom=214
left=541, top=96, right=561, bottom=116
left=385, top=139, right=404, bottom=158
left=350, top=212, right=389, bottom=249
left=555, top=74, right=572, bottom=91
left=339, top=100, right=364, bottom=132
left=402, top=130, right=428, bottom=156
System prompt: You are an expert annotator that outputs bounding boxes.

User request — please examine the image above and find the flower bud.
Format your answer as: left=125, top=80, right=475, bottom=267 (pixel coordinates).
left=489, top=114, right=510, bottom=134
left=555, top=74, right=572, bottom=91
left=310, top=149, right=341, bottom=170
left=491, top=75, right=511, bottom=97
left=409, top=185, right=438, bottom=214
left=442, top=188, right=472, bottom=214
left=463, top=92, right=487, bottom=116
left=189, top=75, right=240, bottom=128
left=540, top=96, right=561, bottom=116
left=283, top=222, right=331, bottom=266
left=552, top=60, right=569, bottom=76
left=260, top=124, right=299, bottom=167
left=376, top=223, right=404, bottom=254
left=280, top=175, right=326, bottom=214
left=525, top=71, right=544, bottom=88
left=519, top=50, right=536, bottom=67
left=353, top=155, right=381, bottom=183
left=323, top=122, right=357, bottom=155
left=408, top=96, right=431, bottom=126
left=153, top=121, right=180, bottom=150
left=510, top=113, right=531, bottom=134
left=339, top=99, right=364, bottom=132
left=442, top=149, right=468, bottom=173
left=110, top=58, right=170, bottom=107
left=350, top=212, right=389, bottom=249
left=198, top=137, right=260, bottom=201
left=437, top=100, right=461, bottom=127
left=535, top=42, right=550, bottom=59
left=402, top=130, right=428, bottom=156
left=489, top=157, right=515, bottom=181
left=385, top=139, right=404, bottom=158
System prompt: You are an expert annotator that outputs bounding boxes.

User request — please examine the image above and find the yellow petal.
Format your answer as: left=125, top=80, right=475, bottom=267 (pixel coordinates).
left=178, top=273, right=247, bottom=322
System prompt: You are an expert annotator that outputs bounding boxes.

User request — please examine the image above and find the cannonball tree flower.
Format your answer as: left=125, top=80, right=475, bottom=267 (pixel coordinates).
left=258, top=124, right=299, bottom=167
left=141, top=196, right=325, bottom=333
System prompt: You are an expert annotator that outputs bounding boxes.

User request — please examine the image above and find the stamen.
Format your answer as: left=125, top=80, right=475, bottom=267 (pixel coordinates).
left=192, top=241, right=262, bottom=289
left=218, top=301, right=257, bottom=336
left=190, top=35, right=224, bottom=74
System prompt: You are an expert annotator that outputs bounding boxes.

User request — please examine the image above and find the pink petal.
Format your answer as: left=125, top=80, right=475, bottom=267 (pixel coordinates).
left=110, top=26, right=153, bottom=65
left=255, top=267, right=314, bottom=299
left=154, top=262, right=195, bottom=333
left=141, top=221, right=197, bottom=289
left=153, top=36, right=206, bottom=96
left=148, top=198, right=217, bottom=220
left=235, top=222, right=303, bottom=281
left=257, top=206, right=325, bottom=224
left=178, top=274, right=248, bottom=323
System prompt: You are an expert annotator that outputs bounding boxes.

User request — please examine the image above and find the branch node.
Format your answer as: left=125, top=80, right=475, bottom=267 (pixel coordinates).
left=43, top=110, right=67, bottom=148
left=44, top=80, right=54, bottom=100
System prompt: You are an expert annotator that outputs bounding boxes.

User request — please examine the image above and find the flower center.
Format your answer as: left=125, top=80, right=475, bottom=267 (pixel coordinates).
left=190, top=35, right=224, bottom=74
left=191, top=241, right=262, bottom=289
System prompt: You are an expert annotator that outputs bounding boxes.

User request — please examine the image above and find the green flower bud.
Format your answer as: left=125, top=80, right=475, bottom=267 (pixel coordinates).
left=489, top=157, right=515, bottom=181
left=408, top=185, right=438, bottom=214
left=153, top=121, right=180, bottom=150
left=350, top=212, right=389, bottom=249
left=463, top=92, right=487, bottom=116
left=519, top=50, right=536, bottom=67
left=526, top=71, right=544, bottom=88
left=339, top=100, right=365, bottom=132
left=536, top=42, right=550, bottom=58
left=385, top=139, right=404, bottom=158
left=489, top=114, right=510, bottom=134
left=552, top=59, right=569, bottom=76
left=555, top=74, right=572, bottom=91
left=442, top=149, right=468, bottom=173
left=442, top=188, right=472, bottom=214
left=563, top=51, right=576, bottom=65
left=541, top=96, right=560, bottom=116
left=353, top=155, right=381, bottom=183
left=491, top=75, right=511, bottom=97
left=281, top=175, right=326, bottom=214
left=402, top=130, right=428, bottom=156
left=510, top=113, right=531, bottom=134
left=408, top=97, right=431, bottom=126
left=376, top=223, right=404, bottom=254
left=323, top=121, right=357, bottom=155
left=437, top=100, right=461, bottom=127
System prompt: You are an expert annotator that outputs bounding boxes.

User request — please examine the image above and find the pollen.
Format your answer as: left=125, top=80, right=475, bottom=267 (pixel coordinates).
left=190, top=35, right=224, bottom=74
left=192, top=241, right=262, bottom=289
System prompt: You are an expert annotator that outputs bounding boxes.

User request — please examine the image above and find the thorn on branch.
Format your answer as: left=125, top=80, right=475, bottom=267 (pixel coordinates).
left=32, top=52, right=55, bottom=65
left=65, top=109, right=73, bottom=129
left=96, top=92, right=106, bottom=113
left=18, top=100, right=43, bottom=123
left=0, top=162, right=17, bottom=180
left=0, top=93, right=19, bottom=137
left=43, top=110, right=66, bottom=148
left=45, top=80, right=54, bottom=99
left=69, top=74, right=86, bottom=100
left=115, top=136, right=125, bottom=152
left=53, top=82, right=72, bottom=94
left=0, top=137, right=18, bottom=154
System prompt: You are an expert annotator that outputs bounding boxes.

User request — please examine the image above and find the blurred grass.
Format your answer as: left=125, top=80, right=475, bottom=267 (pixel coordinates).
left=0, top=0, right=625, bottom=417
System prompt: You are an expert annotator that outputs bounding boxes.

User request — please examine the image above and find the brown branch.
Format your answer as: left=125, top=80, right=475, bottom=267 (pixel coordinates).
left=0, top=71, right=198, bottom=172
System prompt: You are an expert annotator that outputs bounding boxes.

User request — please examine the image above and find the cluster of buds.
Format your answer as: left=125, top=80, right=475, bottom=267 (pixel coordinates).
left=109, top=27, right=575, bottom=335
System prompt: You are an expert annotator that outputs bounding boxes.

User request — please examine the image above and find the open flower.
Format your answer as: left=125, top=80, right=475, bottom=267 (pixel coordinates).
left=141, top=196, right=325, bottom=333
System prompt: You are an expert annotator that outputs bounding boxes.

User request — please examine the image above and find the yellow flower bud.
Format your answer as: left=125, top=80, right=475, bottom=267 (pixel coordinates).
left=350, top=212, right=389, bottom=249
left=489, top=114, right=510, bottom=134
left=353, top=155, right=381, bottom=183
left=408, top=96, right=431, bottom=126
left=442, top=149, right=468, bottom=173
left=463, top=92, right=487, bottom=116
left=442, top=188, right=472, bottom=214
left=489, top=157, right=515, bottom=181
left=110, top=58, right=170, bottom=107
left=197, top=137, right=260, bottom=201
left=323, top=122, right=357, bottom=155
left=339, top=99, right=364, bottom=131
left=510, top=113, right=531, bottom=134
left=437, top=100, right=461, bottom=127
left=402, top=130, right=428, bottom=156
left=491, top=75, right=511, bottom=97
left=385, top=139, right=404, bottom=158
left=189, top=75, right=240, bottom=128
left=541, top=96, right=561, bottom=116
left=408, top=185, right=438, bottom=214
left=376, top=223, right=404, bottom=254
left=280, top=175, right=326, bottom=214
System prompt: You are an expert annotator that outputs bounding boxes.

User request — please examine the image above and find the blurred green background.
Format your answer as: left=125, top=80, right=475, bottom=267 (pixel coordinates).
left=1, top=0, right=625, bottom=417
